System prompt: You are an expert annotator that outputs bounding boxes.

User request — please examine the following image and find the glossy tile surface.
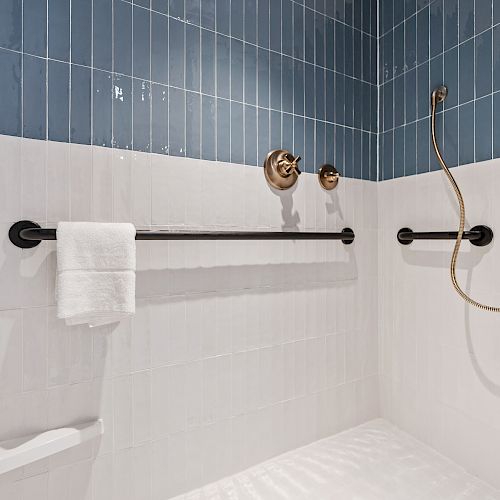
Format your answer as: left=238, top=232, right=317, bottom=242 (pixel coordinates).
left=172, top=419, right=500, bottom=500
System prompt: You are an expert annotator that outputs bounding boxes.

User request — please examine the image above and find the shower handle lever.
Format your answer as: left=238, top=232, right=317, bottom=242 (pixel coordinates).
left=278, top=155, right=302, bottom=177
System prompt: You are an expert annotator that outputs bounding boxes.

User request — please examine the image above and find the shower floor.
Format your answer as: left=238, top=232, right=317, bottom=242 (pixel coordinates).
left=172, top=419, right=500, bottom=500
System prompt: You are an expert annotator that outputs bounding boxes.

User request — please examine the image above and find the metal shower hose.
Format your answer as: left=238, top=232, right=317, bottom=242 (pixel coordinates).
left=431, top=87, right=500, bottom=312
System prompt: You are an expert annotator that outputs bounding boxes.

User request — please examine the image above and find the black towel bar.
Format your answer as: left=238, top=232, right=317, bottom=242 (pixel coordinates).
left=8, top=221, right=355, bottom=249
left=397, top=225, right=493, bottom=247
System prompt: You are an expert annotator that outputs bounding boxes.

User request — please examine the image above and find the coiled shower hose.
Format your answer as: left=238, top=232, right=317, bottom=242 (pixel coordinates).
left=431, top=86, right=500, bottom=312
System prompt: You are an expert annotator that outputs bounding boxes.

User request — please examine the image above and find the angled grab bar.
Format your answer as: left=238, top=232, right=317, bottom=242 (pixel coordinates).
left=397, top=226, right=493, bottom=247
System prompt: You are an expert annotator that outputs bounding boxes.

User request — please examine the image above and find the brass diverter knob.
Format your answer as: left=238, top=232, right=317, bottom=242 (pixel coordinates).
left=263, top=150, right=301, bottom=190
left=318, top=164, right=340, bottom=190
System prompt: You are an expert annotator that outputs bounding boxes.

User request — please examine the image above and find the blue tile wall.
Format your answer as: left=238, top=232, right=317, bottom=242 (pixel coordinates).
left=380, top=0, right=500, bottom=180
left=0, top=0, right=377, bottom=180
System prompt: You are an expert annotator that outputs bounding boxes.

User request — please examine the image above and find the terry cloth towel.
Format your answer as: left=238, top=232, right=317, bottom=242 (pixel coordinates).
left=56, top=222, right=136, bottom=327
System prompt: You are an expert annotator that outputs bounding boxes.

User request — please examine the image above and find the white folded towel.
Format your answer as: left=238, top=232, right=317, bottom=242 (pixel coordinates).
left=56, top=222, right=136, bottom=327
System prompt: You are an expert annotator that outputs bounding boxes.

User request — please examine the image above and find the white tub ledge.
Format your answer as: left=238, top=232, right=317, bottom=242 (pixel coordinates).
left=0, top=420, right=103, bottom=475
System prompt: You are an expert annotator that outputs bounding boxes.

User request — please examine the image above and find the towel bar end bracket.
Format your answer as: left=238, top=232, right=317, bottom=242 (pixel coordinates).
left=9, top=220, right=42, bottom=249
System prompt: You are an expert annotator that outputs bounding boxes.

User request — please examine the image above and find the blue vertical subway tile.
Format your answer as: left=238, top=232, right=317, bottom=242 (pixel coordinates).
left=326, top=70, right=334, bottom=123
left=245, top=106, right=258, bottom=166
left=231, top=39, right=244, bottom=102
left=475, top=95, right=492, bottom=162
left=216, top=0, right=230, bottom=35
left=404, top=122, right=417, bottom=175
left=169, top=87, right=185, bottom=156
left=258, top=0, right=270, bottom=48
left=345, top=0, right=354, bottom=26
left=257, top=108, right=270, bottom=165
left=114, top=0, right=132, bottom=75
left=316, top=0, right=325, bottom=15
left=293, top=3, right=304, bottom=59
left=352, top=129, right=361, bottom=178
left=335, top=0, right=345, bottom=22
left=0, top=49, right=21, bottom=136
left=370, top=85, right=377, bottom=131
left=353, top=30, right=362, bottom=80
left=135, top=0, right=150, bottom=7
left=70, top=65, right=91, bottom=145
left=201, top=29, right=215, bottom=95
left=335, top=125, right=345, bottom=175
left=169, top=18, right=185, bottom=88
left=459, top=39, right=474, bottom=104
left=270, top=52, right=282, bottom=111
left=416, top=6, right=429, bottom=66
left=459, top=0, right=474, bottom=42
left=186, top=0, right=200, bottom=26
left=216, top=35, right=230, bottom=99
left=393, top=126, right=405, bottom=178
left=231, top=0, right=244, bottom=39
left=361, top=82, right=371, bottom=130
left=353, top=79, right=362, bottom=129
left=370, top=134, right=377, bottom=181
left=334, top=72, right=345, bottom=124
left=459, top=103, right=475, bottom=165
left=71, top=0, right=91, bottom=65
left=170, top=0, right=184, bottom=19
left=133, top=79, right=151, bottom=152
left=305, top=63, right=315, bottom=118
left=133, top=6, right=151, bottom=80
left=405, top=0, right=416, bottom=21
left=23, top=55, right=46, bottom=140
left=495, top=26, right=500, bottom=92
left=245, top=0, right=257, bottom=44
left=394, top=75, right=405, bottom=128
left=201, top=0, right=216, bottom=29
left=92, top=69, right=112, bottom=147
left=416, top=119, right=429, bottom=174
left=430, top=55, right=444, bottom=96
left=344, top=26, right=354, bottom=77
left=344, top=127, right=354, bottom=177
left=417, top=62, right=429, bottom=119
left=0, top=0, right=22, bottom=51
left=282, top=0, right=293, bottom=57
left=231, top=102, right=244, bottom=163
left=443, top=107, right=459, bottom=167
left=475, top=1, right=492, bottom=34
left=293, top=59, right=304, bottom=116
left=24, top=0, right=47, bottom=57
left=382, top=0, right=393, bottom=35
left=383, top=81, right=393, bottom=131
left=370, top=38, right=377, bottom=84
left=444, top=0, right=458, bottom=50
left=217, top=98, right=231, bottom=162
left=304, top=8, right=314, bottom=63
left=93, top=0, right=112, bottom=71
left=258, top=48, right=270, bottom=108
left=152, top=0, right=168, bottom=14
left=315, top=67, right=325, bottom=120
left=475, top=29, right=492, bottom=98
left=382, top=30, right=393, bottom=81
left=316, top=120, right=326, bottom=167
left=361, top=0, right=371, bottom=33
left=185, top=24, right=201, bottom=92
left=186, top=91, right=201, bottom=159
left=361, top=132, right=370, bottom=180
left=113, top=74, right=133, bottom=149
left=315, top=13, right=325, bottom=67
left=202, top=94, right=216, bottom=161
left=293, top=116, right=304, bottom=166
left=335, top=22, right=345, bottom=75
left=304, top=118, right=315, bottom=173
left=326, top=122, right=334, bottom=164
left=444, top=46, right=459, bottom=109
left=48, top=61, right=69, bottom=142
left=282, top=56, right=294, bottom=114
left=270, top=1, right=282, bottom=52
left=404, top=15, right=416, bottom=71
left=151, top=12, right=168, bottom=85
left=48, top=0, right=69, bottom=61
left=394, top=0, right=404, bottom=26
left=430, top=0, right=443, bottom=58
left=23, top=54, right=47, bottom=139
left=393, top=24, right=404, bottom=77
left=245, top=43, right=257, bottom=106
left=152, top=83, right=168, bottom=154
left=325, top=18, right=334, bottom=71
left=494, top=93, right=500, bottom=158
left=305, top=0, right=314, bottom=10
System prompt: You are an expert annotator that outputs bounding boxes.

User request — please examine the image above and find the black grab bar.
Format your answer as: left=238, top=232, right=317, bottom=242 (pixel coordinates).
left=397, top=225, right=493, bottom=247
left=9, top=220, right=355, bottom=249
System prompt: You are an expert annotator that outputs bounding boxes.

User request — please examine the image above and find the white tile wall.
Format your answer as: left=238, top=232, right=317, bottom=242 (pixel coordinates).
left=379, top=158, right=500, bottom=490
left=0, top=136, right=379, bottom=499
